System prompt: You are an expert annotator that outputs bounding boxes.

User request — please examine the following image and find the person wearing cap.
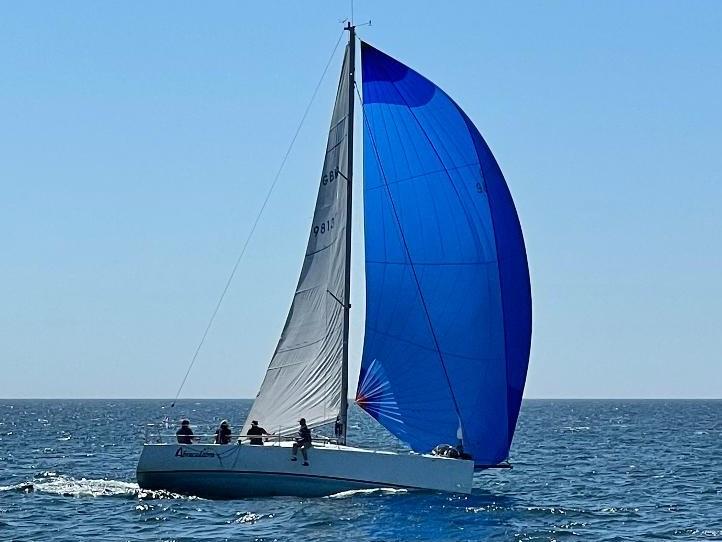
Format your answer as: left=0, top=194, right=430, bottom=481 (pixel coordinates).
left=291, top=418, right=312, bottom=466
left=176, top=419, right=194, bottom=444
left=246, top=420, right=269, bottom=445
left=214, top=420, right=232, bottom=445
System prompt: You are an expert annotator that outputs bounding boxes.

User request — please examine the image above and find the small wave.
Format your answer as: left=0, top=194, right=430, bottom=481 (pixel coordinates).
left=231, top=512, right=272, bottom=524
left=599, top=506, right=640, bottom=515
left=525, top=506, right=570, bottom=515
left=325, top=487, right=408, bottom=499
left=465, top=503, right=507, bottom=513
left=0, top=482, right=35, bottom=493
left=673, top=529, right=722, bottom=538
left=522, top=505, right=590, bottom=516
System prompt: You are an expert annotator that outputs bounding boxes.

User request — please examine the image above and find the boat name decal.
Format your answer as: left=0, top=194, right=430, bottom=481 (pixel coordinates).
left=175, top=447, right=216, bottom=458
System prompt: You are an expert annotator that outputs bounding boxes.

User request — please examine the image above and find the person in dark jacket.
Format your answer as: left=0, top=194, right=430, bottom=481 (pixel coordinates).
left=334, top=415, right=344, bottom=442
left=214, top=420, right=232, bottom=445
left=246, top=420, right=269, bottom=445
left=176, top=419, right=194, bottom=444
left=291, top=418, right=312, bottom=466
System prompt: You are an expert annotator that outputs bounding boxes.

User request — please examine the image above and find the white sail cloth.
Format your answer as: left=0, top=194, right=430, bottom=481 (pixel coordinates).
left=243, top=47, right=351, bottom=436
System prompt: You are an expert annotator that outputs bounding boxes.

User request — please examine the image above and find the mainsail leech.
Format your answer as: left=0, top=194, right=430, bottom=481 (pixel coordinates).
left=357, top=42, right=532, bottom=466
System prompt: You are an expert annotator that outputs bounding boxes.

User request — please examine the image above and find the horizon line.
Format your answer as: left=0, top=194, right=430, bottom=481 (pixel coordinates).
left=1, top=396, right=721, bottom=401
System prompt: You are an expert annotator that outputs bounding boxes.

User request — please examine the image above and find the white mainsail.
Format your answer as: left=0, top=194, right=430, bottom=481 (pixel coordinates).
left=243, top=46, right=351, bottom=436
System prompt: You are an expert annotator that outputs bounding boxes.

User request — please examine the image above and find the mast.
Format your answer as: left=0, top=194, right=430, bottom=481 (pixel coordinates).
left=339, top=22, right=355, bottom=445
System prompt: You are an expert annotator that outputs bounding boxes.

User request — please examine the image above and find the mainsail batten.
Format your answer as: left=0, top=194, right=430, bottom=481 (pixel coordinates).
left=243, top=46, right=352, bottom=436
left=357, top=42, right=531, bottom=466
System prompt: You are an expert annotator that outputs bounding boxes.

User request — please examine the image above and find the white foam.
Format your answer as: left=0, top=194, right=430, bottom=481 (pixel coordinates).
left=1, top=474, right=194, bottom=500
left=325, top=487, right=408, bottom=499
left=33, top=475, right=139, bottom=497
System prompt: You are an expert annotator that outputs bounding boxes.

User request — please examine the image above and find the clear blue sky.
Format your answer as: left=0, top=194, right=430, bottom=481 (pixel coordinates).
left=1, top=1, right=720, bottom=399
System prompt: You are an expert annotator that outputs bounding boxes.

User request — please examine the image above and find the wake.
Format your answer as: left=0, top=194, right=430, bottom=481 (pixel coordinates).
left=0, top=472, right=194, bottom=500
left=1, top=473, right=408, bottom=500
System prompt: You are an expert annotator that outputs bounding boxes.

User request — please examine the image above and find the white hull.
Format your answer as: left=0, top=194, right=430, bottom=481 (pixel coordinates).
left=136, top=441, right=473, bottom=498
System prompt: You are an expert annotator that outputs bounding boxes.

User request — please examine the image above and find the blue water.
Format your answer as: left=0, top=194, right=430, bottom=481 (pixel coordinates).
left=1, top=400, right=720, bottom=541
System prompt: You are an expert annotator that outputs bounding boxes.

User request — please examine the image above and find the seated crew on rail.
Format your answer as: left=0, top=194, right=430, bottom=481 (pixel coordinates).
left=214, top=420, right=232, bottom=444
left=246, top=420, right=269, bottom=445
left=291, top=418, right=312, bottom=466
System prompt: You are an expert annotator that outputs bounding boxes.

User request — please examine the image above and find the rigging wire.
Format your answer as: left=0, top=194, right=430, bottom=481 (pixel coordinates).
left=168, top=30, right=346, bottom=409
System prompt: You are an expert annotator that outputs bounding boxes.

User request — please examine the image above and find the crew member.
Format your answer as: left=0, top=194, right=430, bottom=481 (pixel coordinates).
left=176, top=419, right=194, bottom=444
left=291, top=418, right=312, bottom=466
left=334, top=415, right=344, bottom=442
left=246, top=420, right=269, bottom=445
left=214, top=420, right=232, bottom=445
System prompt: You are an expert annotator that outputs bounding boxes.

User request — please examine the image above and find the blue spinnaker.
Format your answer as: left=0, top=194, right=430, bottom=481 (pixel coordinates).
left=356, top=42, right=531, bottom=466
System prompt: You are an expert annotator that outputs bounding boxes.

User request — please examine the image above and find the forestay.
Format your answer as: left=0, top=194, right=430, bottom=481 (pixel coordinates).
left=356, top=42, right=532, bottom=466
left=243, top=46, right=351, bottom=436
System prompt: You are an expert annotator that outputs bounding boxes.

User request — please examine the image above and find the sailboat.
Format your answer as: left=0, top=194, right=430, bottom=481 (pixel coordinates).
left=136, top=24, right=532, bottom=498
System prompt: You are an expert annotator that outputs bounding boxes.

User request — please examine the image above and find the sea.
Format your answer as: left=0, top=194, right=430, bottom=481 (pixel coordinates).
left=0, top=399, right=720, bottom=541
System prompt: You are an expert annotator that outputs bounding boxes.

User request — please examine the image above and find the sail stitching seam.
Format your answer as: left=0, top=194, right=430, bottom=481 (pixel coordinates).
left=366, top=325, right=502, bottom=361
left=364, top=160, right=480, bottom=190
left=366, top=260, right=495, bottom=266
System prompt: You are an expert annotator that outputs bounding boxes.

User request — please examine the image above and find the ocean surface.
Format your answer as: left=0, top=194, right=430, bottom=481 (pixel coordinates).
left=0, top=400, right=720, bottom=541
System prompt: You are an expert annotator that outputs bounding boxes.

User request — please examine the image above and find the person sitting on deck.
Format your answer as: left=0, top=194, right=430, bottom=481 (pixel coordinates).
left=291, top=418, right=312, bottom=466
left=214, top=420, right=232, bottom=445
left=176, top=419, right=194, bottom=444
left=246, top=420, right=269, bottom=445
